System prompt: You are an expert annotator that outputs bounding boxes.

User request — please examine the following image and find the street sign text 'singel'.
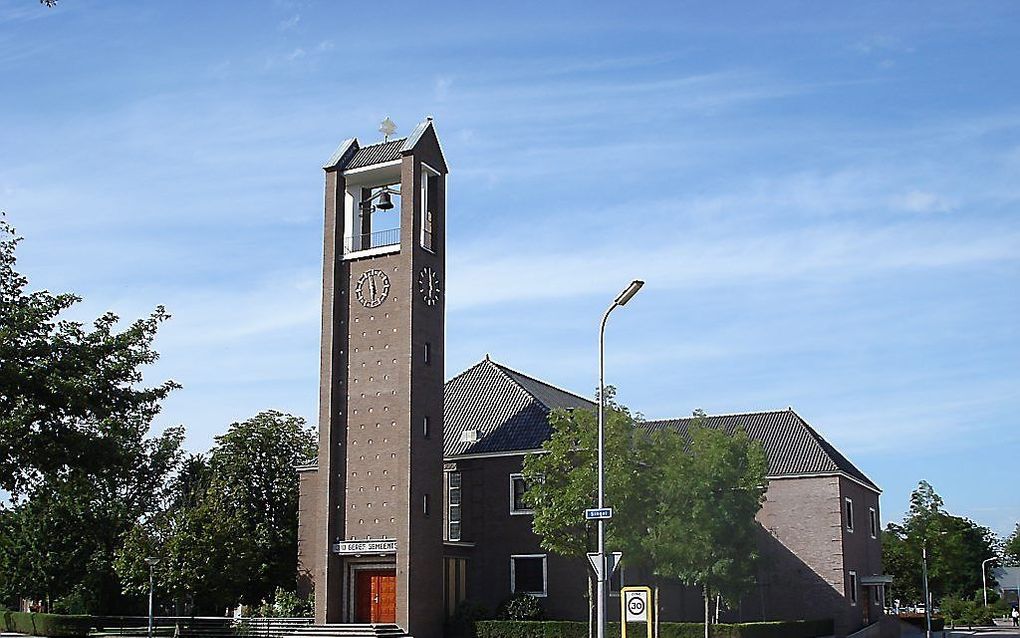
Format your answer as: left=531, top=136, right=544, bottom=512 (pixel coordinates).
left=585, top=507, right=613, bottom=520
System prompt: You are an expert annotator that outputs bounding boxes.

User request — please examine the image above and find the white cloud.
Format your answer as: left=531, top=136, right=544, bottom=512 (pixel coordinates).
left=434, top=76, right=453, bottom=102
left=447, top=220, right=1019, bottom=309
left=279, top=14, right=301, bottom=30
left=890, top=189, right=954, bottom=214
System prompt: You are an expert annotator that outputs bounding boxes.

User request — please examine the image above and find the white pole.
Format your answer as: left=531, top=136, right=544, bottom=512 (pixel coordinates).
left=145, top=556, right=159, bottom=638
left=981, top=558, right=994, bottom=608
left=596, top=281, right=643, bottom=638
left=148, top=563, right=155, bottom=638
left=922, top=542, right=931, bottom=638
left=597, top=305, right=610, bottom=638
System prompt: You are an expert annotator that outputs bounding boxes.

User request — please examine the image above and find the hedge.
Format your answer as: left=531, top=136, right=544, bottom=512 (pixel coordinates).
left=1, top=610, right=92, bottom=637
left=476, top=619, right=835, bottom=638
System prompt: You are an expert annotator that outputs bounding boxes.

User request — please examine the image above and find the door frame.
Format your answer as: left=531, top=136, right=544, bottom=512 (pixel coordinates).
left=345, top=559, right=398, bottom=623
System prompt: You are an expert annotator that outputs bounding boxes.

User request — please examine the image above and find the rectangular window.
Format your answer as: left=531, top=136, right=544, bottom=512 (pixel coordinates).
left=510, top=473, right=532, bottom=515
left=848, top=571, right=858, bottom=605
left=845, top=497, right=854, bottom=532
left=424, top=342, right=431, bottom=365
left=424, top=415, right=431, bottom=440
left=447, top=472, right=462, bottom=541
left=510, top=555, right=547, bottom=597
left=869, top=507, right=878, bottom=539
left=873, top=584, right=882, bottom=605
left=420, top=165, right=439, bottom=251
left=423, top=493, right=431, bottom=517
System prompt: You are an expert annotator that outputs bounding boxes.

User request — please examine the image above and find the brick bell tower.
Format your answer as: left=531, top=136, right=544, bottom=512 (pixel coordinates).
left=297, top=117, right=447, bottom=638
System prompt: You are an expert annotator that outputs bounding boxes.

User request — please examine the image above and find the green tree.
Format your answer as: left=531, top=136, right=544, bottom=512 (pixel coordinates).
left=117, top=411, right=316, bottom=611
left=1005, top=524, right=1020, bottom=564
left=645, top=417, right=767, bottom=638
left=883, top=481, right=998, bottom=606
left=0, top=217, right=183, bottom=613
left=0, top=217, right=179, bottom=496
left=521, top=390, right=660, bottom=627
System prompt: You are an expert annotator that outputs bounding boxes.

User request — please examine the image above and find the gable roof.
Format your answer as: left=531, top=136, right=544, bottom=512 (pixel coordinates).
left=323, top=118, right=448, bottom=173
left=443, top=357, right=594, bottom=457
left=442, top=358, right=879, bottom=492
left=346, top=138, right=406, bottom=170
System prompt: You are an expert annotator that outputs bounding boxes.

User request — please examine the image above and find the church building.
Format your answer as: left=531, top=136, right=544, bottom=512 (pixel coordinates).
left=295, top=119, right=888, bottom=638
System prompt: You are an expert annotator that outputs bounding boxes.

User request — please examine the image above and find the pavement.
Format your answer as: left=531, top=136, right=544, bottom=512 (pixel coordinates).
left=908, top=620, right=1020, bottom=638
left=897, top=619, right=1020, bottom=638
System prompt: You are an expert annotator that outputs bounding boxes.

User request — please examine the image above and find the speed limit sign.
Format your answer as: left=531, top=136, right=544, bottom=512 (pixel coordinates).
left=625, top=591, right=646, bottom=620
left=620, top=586, right=654, bottom=638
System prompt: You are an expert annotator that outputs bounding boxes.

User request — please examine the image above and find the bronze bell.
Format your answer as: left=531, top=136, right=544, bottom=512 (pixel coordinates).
left=376, top=189, right=394, bottom=210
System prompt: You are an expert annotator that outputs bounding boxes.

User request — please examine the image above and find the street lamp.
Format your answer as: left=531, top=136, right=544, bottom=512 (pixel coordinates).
left=145, top=557, right=160, bottom=638
left=921, top=531, right=948, bottom=638
left=981, top=557, right=996, bottom=608
left=922, top=541, right=931, bottom=638
left=596, top=280, right=644, bottom=638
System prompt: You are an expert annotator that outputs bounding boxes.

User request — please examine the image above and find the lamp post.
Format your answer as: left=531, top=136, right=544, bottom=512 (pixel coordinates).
left=922, top=542, right=931, bottom=638
left=981, top=557, right=995, bottom=608
left=596, top=280, right=644, bottom=638
left=921, top=531, right=948, bottom=638
left=145, top=557, right=160, bottom=638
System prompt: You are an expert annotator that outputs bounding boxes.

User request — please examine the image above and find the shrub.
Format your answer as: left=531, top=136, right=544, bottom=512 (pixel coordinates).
left=475, top=619, right=834, bottom=638
left=2, top=611, right=91, bottom=637
left=497, top=594, right=544, bottom=621
left=251, top=586, right=313, bottom=618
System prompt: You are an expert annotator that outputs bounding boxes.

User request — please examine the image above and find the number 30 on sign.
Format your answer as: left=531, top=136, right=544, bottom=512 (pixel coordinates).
left=620, top=586, right=654, bottom=638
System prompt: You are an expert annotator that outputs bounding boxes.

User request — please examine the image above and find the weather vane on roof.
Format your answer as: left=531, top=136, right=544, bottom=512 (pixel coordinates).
left=379, top=117, right=397, bottom=141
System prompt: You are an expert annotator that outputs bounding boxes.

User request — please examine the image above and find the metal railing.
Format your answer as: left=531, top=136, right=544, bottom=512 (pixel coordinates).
left=91, top=616, right=313, bottom=638
left=344, top=228, right=400, bottom=254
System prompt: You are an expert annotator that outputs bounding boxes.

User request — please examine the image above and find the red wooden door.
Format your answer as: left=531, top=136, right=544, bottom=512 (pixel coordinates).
left=355, top=569, right=397, bottom=623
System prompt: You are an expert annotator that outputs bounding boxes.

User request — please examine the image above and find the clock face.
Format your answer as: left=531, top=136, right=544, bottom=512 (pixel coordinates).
left=355, top=269, right=390, bottom=308
left=418, top=266, right=441, bottom=306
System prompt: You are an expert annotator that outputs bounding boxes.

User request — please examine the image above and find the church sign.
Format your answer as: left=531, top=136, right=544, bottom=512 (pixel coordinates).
left=332, top=539, right=398, bottom=555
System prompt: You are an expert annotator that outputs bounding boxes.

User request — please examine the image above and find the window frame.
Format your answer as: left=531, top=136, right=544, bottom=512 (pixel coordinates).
left=510, top=554, right=548, bottom=598
left=848, top=570, right=858, bottom=606
left=447, top=471, right=462, bottom=542
left=869, top=507, right=877, bottom=539
left=845, top=497, right=855, bottom=533
left=420, top=163, right=440, bottom=252
left=509, top=473, right=533, bottom=515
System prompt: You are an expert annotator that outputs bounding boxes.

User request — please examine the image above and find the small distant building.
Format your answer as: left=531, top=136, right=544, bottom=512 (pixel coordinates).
left=994, top=566, right=1020, bottom=607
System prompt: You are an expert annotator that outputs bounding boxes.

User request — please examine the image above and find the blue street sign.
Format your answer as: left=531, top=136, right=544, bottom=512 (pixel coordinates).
left=584, top=507, right=613, bottom=520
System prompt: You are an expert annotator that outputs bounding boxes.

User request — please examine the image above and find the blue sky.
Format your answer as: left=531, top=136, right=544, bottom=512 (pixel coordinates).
left=3, top=1, right=1018, bottom=536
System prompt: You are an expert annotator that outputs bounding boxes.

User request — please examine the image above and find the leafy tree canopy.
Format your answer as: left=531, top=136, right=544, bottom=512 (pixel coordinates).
left=882, top=481, right=998, bottom=606
left=521, top=388, right=660, bottom=565
left=1005, top=524, right=1020, bottom=565
left=116, top=411, right=316, bottom=613
left=645, top=414, right=767, bottom=635
left=0, top=217, right=180, bottom=497
left=523, top=398, right=767, bottom=636
left=0, top=216, right=183, bottom=613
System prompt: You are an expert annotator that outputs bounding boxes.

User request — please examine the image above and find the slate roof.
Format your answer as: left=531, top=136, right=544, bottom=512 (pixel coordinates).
left=643, top=411, right=879, bottom=490
left=346, top=138, right=406, bottom=170
left=443, top=357, right=595, bottom=457
left=442, top=357, right=879, bottom=492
